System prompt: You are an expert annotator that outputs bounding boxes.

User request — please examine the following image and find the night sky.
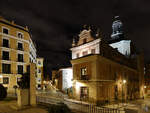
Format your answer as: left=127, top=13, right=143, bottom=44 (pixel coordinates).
left=0, top=0, right=150, bottom=76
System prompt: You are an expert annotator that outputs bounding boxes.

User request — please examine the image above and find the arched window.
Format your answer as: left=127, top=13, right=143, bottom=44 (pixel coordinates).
left=18, top=33, right=23, bottom=38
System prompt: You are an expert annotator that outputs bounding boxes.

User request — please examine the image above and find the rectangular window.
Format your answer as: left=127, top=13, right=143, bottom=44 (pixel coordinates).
left=18, top=54, right=23, bottom=62
left=3, top=39, right=9, bottom=48
left=2, top=64, right=11, bottom=74
left=3, top=28, right=9, bottom=34
left=18, top=65, right=23, bottom=74
left=18, top=42, right=23, bottom=50
left=82, top=51, right=88, bottom=56
left=3, top=77, right=9, bottom=84
left=2, top=51, right=9, bottom=60
left=91, top=49, right=95, bottom=54
left=80, top=87, right=88, bottom=100
left=80, top=67, right=88, bottom=80
left=81, top=68, right=87, bottom=76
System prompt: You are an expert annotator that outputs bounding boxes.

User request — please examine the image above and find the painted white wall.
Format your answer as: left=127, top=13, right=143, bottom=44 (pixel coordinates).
left=109, top=40, right=131, bottom=56
left=61, top=68, right=73, bottom=90
left=71, top=38, right=101, bottom=59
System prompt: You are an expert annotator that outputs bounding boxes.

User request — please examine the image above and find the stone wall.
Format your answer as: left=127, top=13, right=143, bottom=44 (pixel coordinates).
left=17, top=89, right=29, bottom=107
left=71, top=54, right=140, bottom=104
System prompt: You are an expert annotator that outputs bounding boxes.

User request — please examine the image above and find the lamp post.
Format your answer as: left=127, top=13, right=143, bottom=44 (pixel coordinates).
left=144, top=85, right=147, bottom=98
left=122, top=80, right=126, bottom=104
left=13, top=85, right=18, bottom=96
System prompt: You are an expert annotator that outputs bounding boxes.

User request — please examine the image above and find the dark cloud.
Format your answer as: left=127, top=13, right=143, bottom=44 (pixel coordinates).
left=0, top=0, right=150, bottom=77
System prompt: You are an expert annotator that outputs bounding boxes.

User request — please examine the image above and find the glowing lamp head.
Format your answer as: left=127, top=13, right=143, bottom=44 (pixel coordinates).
left=144, top=86, right=147, bottom=89
left=0, top=75, right=2, bottom=78
left=123, top=80, right=126, bottom=84
left=75, top=82, right=84, bottom=90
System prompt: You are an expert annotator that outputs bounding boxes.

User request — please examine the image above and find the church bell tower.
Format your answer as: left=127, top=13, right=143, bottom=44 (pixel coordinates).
left=111, top=16, right=123, bottom=39
left=109, top=16, right=131, bottom=56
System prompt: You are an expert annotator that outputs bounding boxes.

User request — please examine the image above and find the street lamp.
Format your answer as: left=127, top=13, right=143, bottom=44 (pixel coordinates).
left=123, top=80, right=126, bottom=84
left=0, top=75, right=3, bottom=78
left=122, top=79, right=126, bottom=104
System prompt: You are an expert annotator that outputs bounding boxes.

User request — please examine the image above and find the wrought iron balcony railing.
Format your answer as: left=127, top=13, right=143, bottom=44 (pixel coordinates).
left=80, top=75, right=89, bottom=80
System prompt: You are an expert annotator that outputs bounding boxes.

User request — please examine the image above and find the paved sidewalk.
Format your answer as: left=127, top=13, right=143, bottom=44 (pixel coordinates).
left=0, top=100, right=48, bottom=113
left=65, top=98, right=150, bottom=113
left=104, top=99, right=150, bottom=113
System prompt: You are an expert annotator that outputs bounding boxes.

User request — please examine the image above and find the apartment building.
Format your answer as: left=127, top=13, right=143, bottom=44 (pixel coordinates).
left=36, top=58, right=44, bottom=89
left=0, top=16, right=36, bottom=93
left=52, top=67, right=73, bottom=93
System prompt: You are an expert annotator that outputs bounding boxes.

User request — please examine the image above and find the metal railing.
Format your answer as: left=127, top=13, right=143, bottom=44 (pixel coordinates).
left=36, top=95, right=125, bottom=113
left=36, top=96, right=64, bottom=105
left=82, top=105, right=124, bottom=113
left=81, top=75, right=89, bottom=80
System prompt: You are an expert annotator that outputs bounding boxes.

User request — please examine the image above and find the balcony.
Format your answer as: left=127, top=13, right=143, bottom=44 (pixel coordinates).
left=80, top=75, right=89, bottom=80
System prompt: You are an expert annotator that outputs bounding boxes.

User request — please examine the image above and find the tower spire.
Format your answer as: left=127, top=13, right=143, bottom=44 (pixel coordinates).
left=111, top=16, right=123, bottom=39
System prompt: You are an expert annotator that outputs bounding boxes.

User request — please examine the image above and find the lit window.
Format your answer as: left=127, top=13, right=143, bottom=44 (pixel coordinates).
left=3, top=28, right=8, bottom=34
left=80, top=87, right=88, bottom=100
left=3, top=77, right=9, bottom=84
left=3, top=39, right=9, bottom=48
left=81, top=68, right=87, bottom=76
left=17, top=33, right=23, bottom=38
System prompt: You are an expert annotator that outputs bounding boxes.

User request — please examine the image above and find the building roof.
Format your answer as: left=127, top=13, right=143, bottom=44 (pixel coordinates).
left=0, top=16, right=29, bottom=32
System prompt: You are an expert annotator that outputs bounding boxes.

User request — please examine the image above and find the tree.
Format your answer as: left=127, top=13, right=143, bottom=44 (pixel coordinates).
left=17, top=73, right=30, bottom=89
left=0, top=84, right=7, bottom=100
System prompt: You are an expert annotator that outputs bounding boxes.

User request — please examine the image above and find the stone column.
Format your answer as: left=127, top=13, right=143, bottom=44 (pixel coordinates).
left=17, top=89, right=29, bottom=107
left=30, top=63, right=36, bottom=106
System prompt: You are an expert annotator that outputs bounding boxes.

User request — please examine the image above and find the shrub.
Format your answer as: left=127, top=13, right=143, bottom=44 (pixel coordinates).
left=0, top=84, right=7, bottom=100
left=47, top=103, right=72, bottom=113
left=17, top=73, right=30, bottom=89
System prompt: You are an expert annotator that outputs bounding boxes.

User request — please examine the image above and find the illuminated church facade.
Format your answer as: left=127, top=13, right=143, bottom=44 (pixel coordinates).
left=70, top=16, right=144, bottom=104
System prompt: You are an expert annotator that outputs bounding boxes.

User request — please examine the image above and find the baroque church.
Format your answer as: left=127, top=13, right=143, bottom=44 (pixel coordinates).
left=70, top=16, right=144, bottom=104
